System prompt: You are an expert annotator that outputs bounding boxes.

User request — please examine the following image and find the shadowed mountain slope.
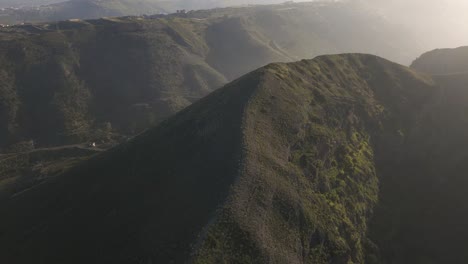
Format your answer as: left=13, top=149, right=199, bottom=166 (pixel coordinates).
left=411, top=46, right=468, bottom=75
left=0, top=2, right=422, bottom=152
left=4, top=54, right=468, bottom=263
left=368, top=70, right=468, bottom=264
left=0, top=69, right=257, bottom=263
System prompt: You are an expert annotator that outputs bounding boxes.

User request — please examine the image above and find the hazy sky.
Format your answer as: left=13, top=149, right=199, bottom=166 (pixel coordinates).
left=361, top=0, right=468, bottom=50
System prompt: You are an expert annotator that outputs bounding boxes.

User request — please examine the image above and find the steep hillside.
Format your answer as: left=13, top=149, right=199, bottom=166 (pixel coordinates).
left=368, top=70, right=468, bottom=264
left=0, top=16, right=227, bottom=151
left=4, top=54, right=467, bottom=263
left=411, top=46, right=468, bottom=75
left=0, top=1, right=423, bottom=152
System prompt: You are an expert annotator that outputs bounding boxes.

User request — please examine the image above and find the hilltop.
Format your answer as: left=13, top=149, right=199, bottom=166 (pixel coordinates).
left=0, top=1, right=423, bottom=153
left=2, top=54, right=468, bottom=263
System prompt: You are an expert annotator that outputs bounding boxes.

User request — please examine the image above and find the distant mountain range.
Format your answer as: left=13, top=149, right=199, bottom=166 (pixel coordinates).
left=0, top=0, right=165, bottom=24
left=0, top=0, right=63, bottom=8
left=2, top=0, right=467, bottom=58
left=0, top=1, right=423, bottom=153
left=0, top=0, right=290, bottom=11
left=0, top=0, right=296, bottom=25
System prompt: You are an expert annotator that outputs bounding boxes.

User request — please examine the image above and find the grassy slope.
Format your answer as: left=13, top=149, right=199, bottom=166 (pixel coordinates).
left=2, top=54, right=457, bottom=264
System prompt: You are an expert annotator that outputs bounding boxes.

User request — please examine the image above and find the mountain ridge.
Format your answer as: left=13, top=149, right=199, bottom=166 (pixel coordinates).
left=3, top=53, right=463, bottom=263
